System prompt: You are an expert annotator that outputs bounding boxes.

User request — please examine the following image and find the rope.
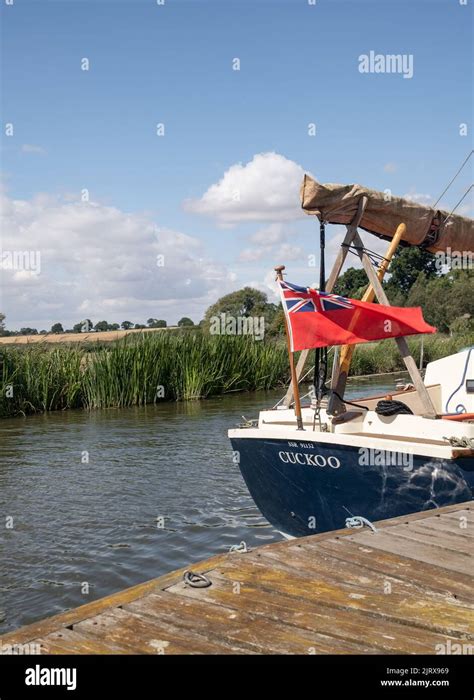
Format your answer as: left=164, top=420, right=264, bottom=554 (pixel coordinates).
left=443, top=184, right=473, bottom=224
left=443, top=435, right=474, bottom=448
left=445, top=348, right=471, bottom=413
left=239, top=416, right=258, bottom=428
left=229, top=541, right=248, bottom=554
left=375, top=399, right=413, bottom=416
left=433, top=150, right=473, bottom=207
left=346, top=244, right=387, bottom=267
left=332, top=391, right=369, bottom=411
left=345, top=516, right=378, bottom=533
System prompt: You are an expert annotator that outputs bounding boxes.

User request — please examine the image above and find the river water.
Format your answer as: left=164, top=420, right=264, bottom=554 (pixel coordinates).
left=0, top=374, right=400, bottom=634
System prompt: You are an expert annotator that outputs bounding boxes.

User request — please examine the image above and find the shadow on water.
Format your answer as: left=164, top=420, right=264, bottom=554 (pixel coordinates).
left=0, top=374, right=399, bottom=633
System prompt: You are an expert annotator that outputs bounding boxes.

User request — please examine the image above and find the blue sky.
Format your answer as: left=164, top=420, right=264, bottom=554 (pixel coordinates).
left=1, top=0, right=472, bottom=329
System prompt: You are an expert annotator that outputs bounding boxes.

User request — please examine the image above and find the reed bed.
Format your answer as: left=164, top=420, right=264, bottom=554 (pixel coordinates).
left=0, top=333, right=289, bottom=416
left=0, top=332, right=471, bottom=417
left=348, top=335, right=471, bottom=376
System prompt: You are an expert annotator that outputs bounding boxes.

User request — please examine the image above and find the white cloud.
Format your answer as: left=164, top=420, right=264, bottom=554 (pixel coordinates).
left=238, top=222, right=305, bottom=264
left=0, top=190, right=234, bottom=329
left=249, top=222, right=287, bottom=245
left=275, top=243, right=304, bottom=261
left=403, top=190, right=432, bottom=205
left=21, top=144, right=47, bottom=155
left=238, top=247, right=269, bottom=262
left=183, top=152, right=308, bottom=225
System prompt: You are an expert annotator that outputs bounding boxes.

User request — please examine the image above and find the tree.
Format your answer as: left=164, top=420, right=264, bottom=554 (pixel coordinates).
left=384, top=246, right=439, bottom=299
left=20, top=328, right=38, bottom=335
left=147, top=318, right=167, bottom=328
left=73, top=320, right=93, bottom=333
left=109, top=323, right=120, bottom=331
left=51, top=323, right=64, bottom=334
left=332, top=268, right=367, bottom=299
left=134, top=323, right=146, bottom=329
left=406, top=269, right=474, bottom=333
left=121, top=321, right=133, bottom=330
left=203, top=287, right=278, bottom=334
left=449, top=314, right=474, bottom=336
left=94, top=320, right=109, bottom=332
left=0, top=312, right=5, bottom=335
left=178, top=317, right=194, bottom=327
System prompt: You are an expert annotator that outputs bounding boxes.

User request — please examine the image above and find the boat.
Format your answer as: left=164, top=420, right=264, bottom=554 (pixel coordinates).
left=228, top=175, right=474, bottom=538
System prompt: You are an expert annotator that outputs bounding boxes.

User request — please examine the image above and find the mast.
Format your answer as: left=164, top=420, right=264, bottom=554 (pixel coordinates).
left=312, top=220, right=328, bottom=412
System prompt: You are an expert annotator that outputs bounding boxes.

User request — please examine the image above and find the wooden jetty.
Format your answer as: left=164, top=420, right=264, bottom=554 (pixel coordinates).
left=1, top=501, right=472, bottom=655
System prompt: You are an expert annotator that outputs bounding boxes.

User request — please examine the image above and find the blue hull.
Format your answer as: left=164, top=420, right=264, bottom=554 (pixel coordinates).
left=230, top=437, right=474, bottom=537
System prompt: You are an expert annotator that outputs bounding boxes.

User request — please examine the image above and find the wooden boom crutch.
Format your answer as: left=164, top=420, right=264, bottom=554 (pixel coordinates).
left=329, top=222, right=406, bottom=414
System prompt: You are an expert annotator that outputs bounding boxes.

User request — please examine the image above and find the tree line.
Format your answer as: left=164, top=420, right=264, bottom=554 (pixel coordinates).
left=0, top=315, right=196, bottom=336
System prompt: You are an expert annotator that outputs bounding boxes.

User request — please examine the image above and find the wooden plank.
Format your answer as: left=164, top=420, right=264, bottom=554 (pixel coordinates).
left=124, top=592, right=258, bottom=654
left=71, top=608, right=233, bottom=655
left=412, top=518, right=474, bottom=538
left=126, top=591, right=372, bottom=654
left=384, top=524, right=474, bottom=555
left=348, top=530, right=473, bottom=576
left=255, top=541, right=472, bottom=602
left=34, top=629, right=127, bottom=655
left=315, top=539, right=474, bottom=603
left=166, top=572, right=464, bottom=655
left=442, top=510, right=474, bottom=525
left=205, top=558, right=473, bottom=638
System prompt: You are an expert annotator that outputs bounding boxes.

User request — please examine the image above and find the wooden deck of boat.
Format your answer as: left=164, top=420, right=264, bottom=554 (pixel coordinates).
left=1, top=501, right=472, bottom=655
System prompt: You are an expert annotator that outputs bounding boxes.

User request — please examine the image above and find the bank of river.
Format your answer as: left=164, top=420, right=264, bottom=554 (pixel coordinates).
left=0, top=374, right=401, bottom=634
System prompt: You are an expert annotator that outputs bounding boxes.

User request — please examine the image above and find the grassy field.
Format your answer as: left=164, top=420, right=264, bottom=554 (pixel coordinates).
left=0, top=327, right=172, bottom=345
left=0, top=332, right=472, bottom=417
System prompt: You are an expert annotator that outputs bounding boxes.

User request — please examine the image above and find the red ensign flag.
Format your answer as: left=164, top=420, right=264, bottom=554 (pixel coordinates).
left=279, top=280, right=436, bottom=352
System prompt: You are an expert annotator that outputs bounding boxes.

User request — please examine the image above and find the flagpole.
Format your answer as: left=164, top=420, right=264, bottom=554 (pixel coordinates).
left=275, top=265, right=304, bottom=431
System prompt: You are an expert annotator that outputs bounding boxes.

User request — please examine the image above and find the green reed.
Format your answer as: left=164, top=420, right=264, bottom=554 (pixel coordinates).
left=0, top=333, right=289, bottom=416
left=0, top=332, right=471, bottom=417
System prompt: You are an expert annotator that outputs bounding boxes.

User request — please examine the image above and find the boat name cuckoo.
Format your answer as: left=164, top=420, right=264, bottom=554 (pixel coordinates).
left=278, top=451, right=341, bottom=469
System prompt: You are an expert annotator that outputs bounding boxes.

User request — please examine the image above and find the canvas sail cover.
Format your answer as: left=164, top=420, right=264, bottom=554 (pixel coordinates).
left=300, top=175, right=473, bottom=253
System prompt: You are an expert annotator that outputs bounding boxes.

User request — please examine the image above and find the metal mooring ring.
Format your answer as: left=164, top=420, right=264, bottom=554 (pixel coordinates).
left=183, top=570, right=212, bottom=588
